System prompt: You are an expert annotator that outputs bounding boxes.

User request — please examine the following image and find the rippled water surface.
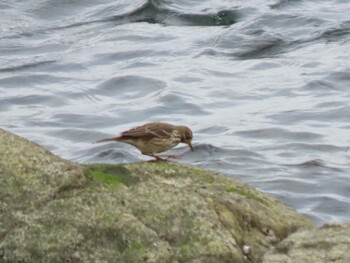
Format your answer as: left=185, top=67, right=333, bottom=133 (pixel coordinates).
left=1, top=0, right=350, bottom=225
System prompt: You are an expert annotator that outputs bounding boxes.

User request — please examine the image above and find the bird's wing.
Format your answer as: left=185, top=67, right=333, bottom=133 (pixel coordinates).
left=120, top=123, right=175, bottom=140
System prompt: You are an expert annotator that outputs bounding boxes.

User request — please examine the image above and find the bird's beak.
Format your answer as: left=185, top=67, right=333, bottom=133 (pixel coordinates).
left=188, top=142, right=194, bottom=151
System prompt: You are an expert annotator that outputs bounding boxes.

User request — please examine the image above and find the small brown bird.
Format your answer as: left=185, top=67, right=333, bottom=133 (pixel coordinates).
left=95, top=122, right=193, bottom=160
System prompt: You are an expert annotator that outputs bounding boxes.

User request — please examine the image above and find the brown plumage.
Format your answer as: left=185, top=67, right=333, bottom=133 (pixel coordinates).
left=95, top=122, right=193, bottom=160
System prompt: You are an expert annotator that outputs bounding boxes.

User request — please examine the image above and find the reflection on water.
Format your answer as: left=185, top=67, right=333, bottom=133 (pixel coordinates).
left=1, top=0, right=350, bottom=225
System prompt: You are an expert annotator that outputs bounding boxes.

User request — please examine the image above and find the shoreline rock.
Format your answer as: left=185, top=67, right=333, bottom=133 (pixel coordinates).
left=262, top=223, right=350, bottom=263
left=1, top=128, right=347, bottom=263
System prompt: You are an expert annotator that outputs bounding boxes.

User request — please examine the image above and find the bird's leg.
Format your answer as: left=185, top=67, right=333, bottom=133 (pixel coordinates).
left=142, top=153, right=165, bottom=161
left=156, top=154, right=183, bottom=159
left=142, top=153, right=182, bottom=160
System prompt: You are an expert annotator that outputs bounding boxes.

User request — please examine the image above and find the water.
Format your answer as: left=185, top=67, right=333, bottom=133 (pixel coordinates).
left=1, top=0, right=350, bottom=226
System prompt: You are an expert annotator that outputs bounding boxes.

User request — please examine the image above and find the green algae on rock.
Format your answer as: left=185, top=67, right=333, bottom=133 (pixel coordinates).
left=0, top=128, right=314, bottom=263
left=87, top=163, right=139, bottom=187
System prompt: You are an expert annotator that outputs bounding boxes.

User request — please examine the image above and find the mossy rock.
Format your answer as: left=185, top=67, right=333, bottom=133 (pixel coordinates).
left=0, top=128, right=315, bottom=263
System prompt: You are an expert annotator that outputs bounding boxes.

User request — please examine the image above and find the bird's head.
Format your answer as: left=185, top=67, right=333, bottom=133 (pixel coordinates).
left=178, top=126, right=193, bottom=151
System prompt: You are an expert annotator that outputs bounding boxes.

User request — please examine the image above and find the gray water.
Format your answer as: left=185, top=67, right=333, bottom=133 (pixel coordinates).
left=1, top=0, right=350, bottom=226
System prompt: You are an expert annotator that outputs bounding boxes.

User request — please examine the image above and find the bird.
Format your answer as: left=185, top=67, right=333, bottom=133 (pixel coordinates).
left=95, top=122, right=193, bottom=160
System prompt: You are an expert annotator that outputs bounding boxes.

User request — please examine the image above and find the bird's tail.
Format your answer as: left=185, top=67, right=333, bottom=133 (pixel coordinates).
left=95, top=136, right=121, bottom=143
